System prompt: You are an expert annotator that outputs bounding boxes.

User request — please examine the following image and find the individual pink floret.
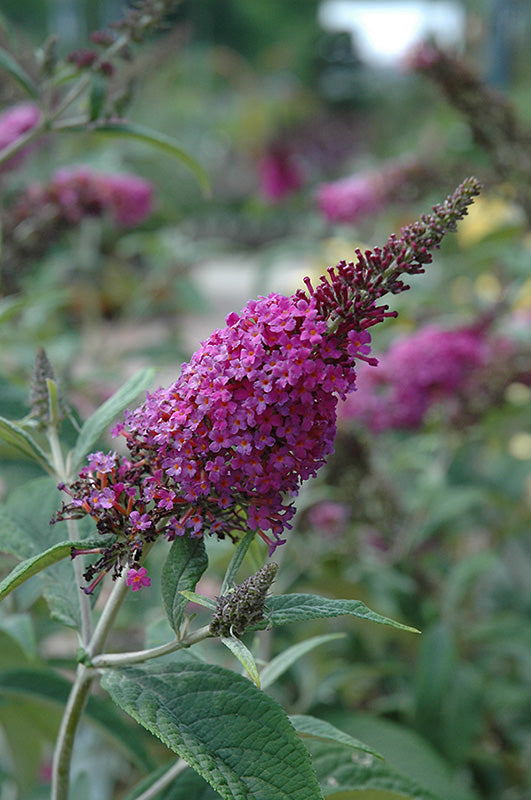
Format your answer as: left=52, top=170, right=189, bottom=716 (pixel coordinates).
left=126, top=567, right=151, bottom=591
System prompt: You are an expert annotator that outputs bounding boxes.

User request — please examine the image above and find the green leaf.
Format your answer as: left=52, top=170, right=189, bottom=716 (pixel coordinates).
left=323, top=713, right=478, bottom=800
left=308, top=740, right=443, bottom=800
left=221, top=531, right=256, bottom=594
left=69, top=367, right=154, bottom=474
left=0, top=667, right=154, bottom=771
left=0, top=509, right=34, bottom=559
left=0, top=416, right=51, bottom=471
left=161, top=535, right=209, bottom=632
left=102, top=657, right=323, bottom=800
left=89, top=74, right=107, bottom=121
left=413, top=623, right=457, bottom=742
left=290, top=715, right=382, bottom=759
left=260, top=634, right=345, bottom=689
left=441, top=552, right=497, bottom=617
left=326, top=710, right=478, bottom=800
left=0, top=11, right=17, bottom=44
left=0, top=540, right=75, bottom=601
left=0, top=45, right=39, bottom=98
left=0, top=476, right=98, bottom=627
left=67, top=121, right=210, bottom=196
left=42, top=559, right=85, bottom=629
left=0, top=613, right=36, bottom=660
left=0, top=700, right=50, bottom=794
left=179, top=590, right=217, bottom=611
left=0, top=294, right=25, bottom=324
left=220, top=635, right=261, bottom=687
left=255, top=594, right=419, bottom=634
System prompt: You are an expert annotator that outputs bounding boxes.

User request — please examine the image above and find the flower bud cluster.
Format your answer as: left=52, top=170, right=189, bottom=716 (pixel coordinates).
left=301, top=178, right=482, bottom=338
left=29, top=347, right=66, bottom=428
left=210, top=563, right=278, bottom=638
left=408, top=44, right=531, bottom=226
left=66, top=48, right=115, bottom=76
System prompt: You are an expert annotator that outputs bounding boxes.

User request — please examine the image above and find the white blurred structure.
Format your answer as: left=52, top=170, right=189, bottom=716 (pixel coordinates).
left=318, top=1, right=466, bottom=69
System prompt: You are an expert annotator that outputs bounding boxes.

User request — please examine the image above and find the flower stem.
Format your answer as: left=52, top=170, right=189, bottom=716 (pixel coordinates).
left=91, top=624, right=212, bottom=668
left=51, top=572, right=130, bottom=799
left=46, top=424, right=94, bottom=645
left=51, top=665, right=94, bottom=800
left=86, top=570, right=130, bottom=657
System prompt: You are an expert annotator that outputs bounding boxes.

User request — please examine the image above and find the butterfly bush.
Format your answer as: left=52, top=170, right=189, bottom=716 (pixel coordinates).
left=0, top=102, right=41, bottom=173
left=339, top=321, right=520, bottom=432
left=53, top=178, right=481, bottom=591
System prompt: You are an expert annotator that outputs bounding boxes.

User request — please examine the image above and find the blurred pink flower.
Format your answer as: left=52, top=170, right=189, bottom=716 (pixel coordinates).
left=50, top=166, right=154, bottom=226
left=339, top=322, right=516, bottom=431
left=0, top=102, right=41, bottom=172
left=308, top=501, right=349, bottom=538
left=318, top=171, right=386, bottom=224
left=317, top=158, right=431, bottom=225
left=258, top=145, right=303, bottom=202
left=16, top=165, right=154, bottom=228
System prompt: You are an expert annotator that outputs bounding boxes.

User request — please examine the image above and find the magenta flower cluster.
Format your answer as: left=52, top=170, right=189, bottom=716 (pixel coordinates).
left=0, top=102, right=41, bottom=173
left=19, top=165, right=153, bottom=227
left=118, top=293, right=373, bottom=554
left=53, top=177, right=481, bottom=590
left=339, top=323, right=513, bottom=432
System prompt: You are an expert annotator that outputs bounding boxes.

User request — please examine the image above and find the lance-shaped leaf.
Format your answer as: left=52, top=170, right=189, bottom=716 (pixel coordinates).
left=89, top=74, right=107, bottom=121
left=102, top=657, right=323, bottom=800
left=260, top=633, right=345, bottom=690
left=289, top=715, right=381, bottom=759
left=0, top=668, right=153, bottom=771
left=179, top=590, right=217, bottom=611
left=64, top=121, right=210, bottom=195
left=220, top=635, right=261, bottom=687
left=254, top=594, right=420, bottom=634
left=221, top=531, right=255, bottom=595
left=0, top=539, right=104, bottom=601
left=69, top=367, right=154, bottom=474
left=162, top=535, right=209, bottom=632
left=0, top=416, right=51, bottom=471
left=0, top=46, right=39, bottom=98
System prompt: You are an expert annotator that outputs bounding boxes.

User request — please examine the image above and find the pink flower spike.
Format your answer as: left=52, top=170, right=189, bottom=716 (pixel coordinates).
left=126, top=566, right=151, bottom=591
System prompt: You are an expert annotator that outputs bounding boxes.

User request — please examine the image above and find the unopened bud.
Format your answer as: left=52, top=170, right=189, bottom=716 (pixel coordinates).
left=29, top=347, right=65, bottom=428
left=210, top=562, right=278, bottom=638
